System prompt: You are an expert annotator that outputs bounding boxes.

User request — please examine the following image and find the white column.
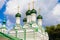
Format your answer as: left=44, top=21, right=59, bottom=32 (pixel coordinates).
left=31, top=13, right=36, bottom=22
left=27, top=15, right=31, bottom=23
left=30, top=15, right=32, bottom=23
left=16, top=17, right=20, bottom=24
left=38, top=19, right=42, bottom=26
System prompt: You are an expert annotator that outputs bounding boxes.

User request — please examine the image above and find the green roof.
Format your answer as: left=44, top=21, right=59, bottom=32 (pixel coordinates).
left=2, top=19, right=6, bottom=25
left=31, top=9, right=37, bottom=14
left=0, top=32, right=20, bottom=40
left=26, top=10, right=31, bottom=15
left=1, top=27, right=7, bottom=29
left=37, top=15, right=43, bottom=19
left=23, top=18, right=27, bottom=22
left=15, top=13, right=21, bottom=17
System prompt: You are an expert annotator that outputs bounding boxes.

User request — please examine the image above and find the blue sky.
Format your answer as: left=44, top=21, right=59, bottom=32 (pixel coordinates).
left=0, top=0, right=60, bottom=29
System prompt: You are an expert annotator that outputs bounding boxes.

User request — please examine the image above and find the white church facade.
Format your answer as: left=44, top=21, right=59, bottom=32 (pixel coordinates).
left=0, top=0, right=49, bottom=40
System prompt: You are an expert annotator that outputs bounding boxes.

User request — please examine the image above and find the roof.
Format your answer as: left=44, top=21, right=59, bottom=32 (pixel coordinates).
left=23, top=18, right=27, bottom=22
left=26, top=10, right=31, bottom=15
left=31, top=9, right=37, bottom=14
left=0, top=32, right=20, bottom=40
left=2, top=19, right=6, bottom=25
left=15, top=13, right=21, bottom=17
left=37, top=15, right=43, bottom=19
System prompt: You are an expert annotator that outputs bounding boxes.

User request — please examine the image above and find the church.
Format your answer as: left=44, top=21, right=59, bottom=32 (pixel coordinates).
left=0, top=0, right=49, bottom=40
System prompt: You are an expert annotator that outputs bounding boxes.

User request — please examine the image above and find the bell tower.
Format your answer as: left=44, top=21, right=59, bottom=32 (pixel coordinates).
left=31, top=0, right=37, bottom=22
left=37, top=8, right=43, bottom=26
left=26, top=3, right=31, bottom=23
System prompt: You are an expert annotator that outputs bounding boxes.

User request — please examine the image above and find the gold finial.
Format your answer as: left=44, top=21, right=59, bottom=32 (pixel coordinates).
left=17, top=5, right=20, bottom=13
left=32, top=0, right=34, bottom=9
left=28, top=3, right=30, bottom=10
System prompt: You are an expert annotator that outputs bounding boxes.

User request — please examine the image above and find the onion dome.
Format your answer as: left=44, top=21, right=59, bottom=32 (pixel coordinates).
left=2, top=19, right=6, bottom=25
left=2, top=19, right=7, bottom=29
left=15, top=6, right=21, bottom=17
left=31, top=0, right=37, bottom=14
left=26, top=3, right=31, bottom=16
left=23, top=18, right=27, bottom=22
left=31, top=9, right=37, bottom=14
left=37, top=15, right=43, bottom=19
left=26, top=10, right=31, bottom=16
left=15, top=13, right=21, bottom=17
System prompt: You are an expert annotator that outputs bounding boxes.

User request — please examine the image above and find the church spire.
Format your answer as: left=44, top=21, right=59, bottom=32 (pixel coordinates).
left=32, top=0, right=34, bottom=9
left=28, top=3, right=30, bottom=10
left=31, top=0, right=37, bottom=22
left=31, top=0, right=37, bottom=14
left=15, top=5, right=21, bottom=17
left=17, top=5, right=20, bottom=13
left=26, top=3, right=31, bottom=16
left=38, top=8, right=40, bottom=15
left=37, top=8, right=43, bottom=28
left=37, top=8, right=43, bottom=19
left=15, top=5, right=21, bottom=25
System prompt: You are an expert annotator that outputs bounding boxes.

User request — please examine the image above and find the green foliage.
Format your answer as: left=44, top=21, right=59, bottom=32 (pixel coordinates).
left=45, top=24, right=60, bottom=40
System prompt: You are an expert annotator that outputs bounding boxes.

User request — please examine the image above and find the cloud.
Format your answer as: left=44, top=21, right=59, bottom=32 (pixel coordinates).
left=52, top=3, right=60, bottom=23
left=4, top=0, right=59, bottom=26
left=5, top=0, right=58, bottom=15
left=5, top=0, right=31, bottom=16
left=6, top=19, right=14, bottom=30
left=0, top=0, right=6, bottom=9
left=43, top=3, right=60, bottom=26
left=53, top=3, right=60, bottom=16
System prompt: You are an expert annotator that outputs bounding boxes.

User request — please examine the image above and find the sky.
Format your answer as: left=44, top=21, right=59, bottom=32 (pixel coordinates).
left=0, top=0, right=60, bottom=29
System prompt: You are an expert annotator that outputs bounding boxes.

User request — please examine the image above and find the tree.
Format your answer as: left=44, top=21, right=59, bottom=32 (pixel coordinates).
left=45, top=24, right=60, bottom=40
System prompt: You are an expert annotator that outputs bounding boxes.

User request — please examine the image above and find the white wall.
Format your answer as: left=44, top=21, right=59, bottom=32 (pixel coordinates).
left=31, top=13, right=36, bottom=22
left=16, top=17, right=20, bottom=24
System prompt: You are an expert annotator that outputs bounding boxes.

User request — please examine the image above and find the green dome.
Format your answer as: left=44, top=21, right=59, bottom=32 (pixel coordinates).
left=37, top=15, right=43, bottom=19
left=15, top=13, right=21, bottom=17
left=31, top=9, right=37, bottom=14
left=23, top=18, right=27, bottom=22
left=2, top=20, right=6, bottom=25
left=26, top=10, right=31, bottom=16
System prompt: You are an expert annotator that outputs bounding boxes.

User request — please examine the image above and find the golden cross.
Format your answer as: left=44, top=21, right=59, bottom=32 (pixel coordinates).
left=28, top=3, right=30, bottom=10
left=32, top=0, right=34, bottom=9
left=17, top=5, right=20, bottom=13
